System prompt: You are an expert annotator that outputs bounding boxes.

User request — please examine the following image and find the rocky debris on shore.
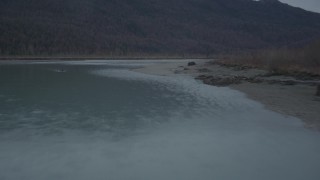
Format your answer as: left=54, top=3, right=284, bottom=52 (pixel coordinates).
left=179, top=61, right=320, bottom=94
left=188, top=62, right=196, bottom=66
left=195, top=75, right=270, bottom=86
left=215, top=61, right=320, bottom=81
left=198, top=68, right=212, bottom=73
left=195, top=74, right=320, bottom=87
left=196, top=75, right=243, bottom=86
left=191, top=61, right=320, bottom=89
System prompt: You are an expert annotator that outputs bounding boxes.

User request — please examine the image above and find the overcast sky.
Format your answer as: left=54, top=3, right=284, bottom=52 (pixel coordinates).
left=279, top=0, right=320, bottom=13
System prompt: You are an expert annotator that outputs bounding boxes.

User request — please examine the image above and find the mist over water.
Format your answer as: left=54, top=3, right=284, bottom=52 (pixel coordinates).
left=0, top=60, right=319, bottom=180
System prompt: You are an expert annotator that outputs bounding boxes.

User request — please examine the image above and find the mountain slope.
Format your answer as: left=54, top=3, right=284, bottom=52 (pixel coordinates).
left=1, top=0, right=320, bottom=56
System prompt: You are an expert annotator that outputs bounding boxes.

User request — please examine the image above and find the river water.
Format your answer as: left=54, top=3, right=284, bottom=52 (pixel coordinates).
left=0, top=60, right=319, bottom=180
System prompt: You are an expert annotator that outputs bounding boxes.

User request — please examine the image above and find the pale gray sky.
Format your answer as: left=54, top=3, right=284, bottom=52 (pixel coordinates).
left=279, top=0, right=320, bottom=13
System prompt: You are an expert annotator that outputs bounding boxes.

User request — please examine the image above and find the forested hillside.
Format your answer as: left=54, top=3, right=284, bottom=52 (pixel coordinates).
left=1, top=0, right=320, bottom=57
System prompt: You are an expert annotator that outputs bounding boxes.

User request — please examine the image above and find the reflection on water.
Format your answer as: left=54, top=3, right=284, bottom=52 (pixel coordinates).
left=0, top=60, right=319, bottom=180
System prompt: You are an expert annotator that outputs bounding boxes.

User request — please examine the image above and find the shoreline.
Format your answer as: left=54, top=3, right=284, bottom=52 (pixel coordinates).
left=0, top=57, right=213, bottom=61
left=134, top=59, right=320, bottom=131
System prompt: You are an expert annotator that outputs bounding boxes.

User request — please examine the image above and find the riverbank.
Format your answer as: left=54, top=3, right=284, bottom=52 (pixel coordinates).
left=0, top=56, right=212, bottom=61
left=134, top=60, right=320, bottom=131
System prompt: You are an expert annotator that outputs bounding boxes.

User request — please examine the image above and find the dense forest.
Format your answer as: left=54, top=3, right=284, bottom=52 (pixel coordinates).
left=1, top=0, right=320, bottom=57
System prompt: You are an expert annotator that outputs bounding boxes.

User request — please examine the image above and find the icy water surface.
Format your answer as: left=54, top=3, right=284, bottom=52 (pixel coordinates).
left=0, top=60, right=319, bottom=180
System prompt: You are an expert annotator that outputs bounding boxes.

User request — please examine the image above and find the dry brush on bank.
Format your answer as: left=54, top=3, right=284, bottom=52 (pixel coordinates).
left=217, top=40, right=320, bottom=77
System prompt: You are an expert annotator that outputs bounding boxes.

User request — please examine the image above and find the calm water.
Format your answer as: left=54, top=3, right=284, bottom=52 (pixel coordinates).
left=0, top=60, right=319, bottom=180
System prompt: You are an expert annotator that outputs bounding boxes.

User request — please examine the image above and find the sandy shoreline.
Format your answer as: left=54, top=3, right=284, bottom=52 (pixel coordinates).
left=134, top=59, right=320, bottom=131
